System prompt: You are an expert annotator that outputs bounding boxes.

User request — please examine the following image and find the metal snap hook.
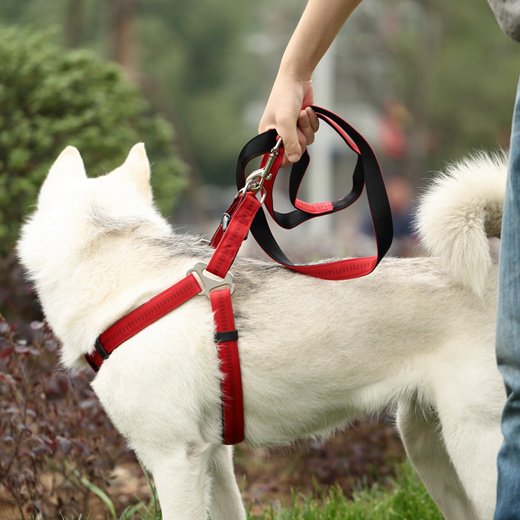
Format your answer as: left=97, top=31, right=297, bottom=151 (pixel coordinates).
left=238, top=137, right=283, bottom=203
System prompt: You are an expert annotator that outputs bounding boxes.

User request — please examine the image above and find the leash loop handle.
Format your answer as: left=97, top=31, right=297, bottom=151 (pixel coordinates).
left=235, top=105, right=393, bottom=280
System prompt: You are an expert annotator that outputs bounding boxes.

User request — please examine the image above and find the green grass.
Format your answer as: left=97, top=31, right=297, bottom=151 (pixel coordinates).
left=248, top=462, right=443, bottom=519
left=74, top=460, right=443, bottom=520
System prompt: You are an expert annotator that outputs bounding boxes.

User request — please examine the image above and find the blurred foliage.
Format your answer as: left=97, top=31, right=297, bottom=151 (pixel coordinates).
left=429, top=0, right=519, bottom=163
left=0, top=317, right=129, bottom=519
left=0, top=0, right=264, bottom=187
left=0, top=0, right=517, bottom=238
left=0, top=25, right=186, bottom=256
left=133, top=0, right=261, bottom=185
left=0, top=0, right=517, bottom=192
left=330, top=0, right=519, bottom=180
left=384, top=0, right=519, bottom=170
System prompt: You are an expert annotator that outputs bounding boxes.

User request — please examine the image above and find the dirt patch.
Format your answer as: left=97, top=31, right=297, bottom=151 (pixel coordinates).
left=235, top=418, right=405, bottom=514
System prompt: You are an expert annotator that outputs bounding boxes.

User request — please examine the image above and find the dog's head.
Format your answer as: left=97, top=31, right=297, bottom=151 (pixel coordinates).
left=18, top=143, right=169, bottom=284
left=17, top=144, right=176, bottom=369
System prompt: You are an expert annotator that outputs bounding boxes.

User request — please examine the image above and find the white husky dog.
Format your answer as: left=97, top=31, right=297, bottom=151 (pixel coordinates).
left=18, top=143, right=507, bottom=520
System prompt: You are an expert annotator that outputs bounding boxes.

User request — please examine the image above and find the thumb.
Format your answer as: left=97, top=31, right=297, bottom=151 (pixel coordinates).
left=277, top=120, right=302, bottom=163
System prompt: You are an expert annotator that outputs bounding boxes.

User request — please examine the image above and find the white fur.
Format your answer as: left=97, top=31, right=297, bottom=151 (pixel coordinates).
left=18, top=145, right=507, bottom=520
left=416, top=151, right=507, bottom=297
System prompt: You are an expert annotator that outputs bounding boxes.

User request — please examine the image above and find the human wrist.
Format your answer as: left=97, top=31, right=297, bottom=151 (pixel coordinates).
left=277, top=52, right=314, bottom=84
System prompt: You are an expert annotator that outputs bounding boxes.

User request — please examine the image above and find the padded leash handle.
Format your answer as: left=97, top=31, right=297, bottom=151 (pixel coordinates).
left=235, top=106, right=393, bottom=280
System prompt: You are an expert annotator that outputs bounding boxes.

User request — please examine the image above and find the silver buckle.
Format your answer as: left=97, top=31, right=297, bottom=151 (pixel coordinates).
left=187, top=262, right=235, bottom=298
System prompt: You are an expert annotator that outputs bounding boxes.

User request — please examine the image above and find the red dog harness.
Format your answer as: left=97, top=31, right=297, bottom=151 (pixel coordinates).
left=85, top=106, right=393, bottom=445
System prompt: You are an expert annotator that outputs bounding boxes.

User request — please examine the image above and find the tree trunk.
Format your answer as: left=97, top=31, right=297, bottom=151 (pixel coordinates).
left=107, top=0, right=139, bottom=81
left=65, top=0, right=85, bottom=48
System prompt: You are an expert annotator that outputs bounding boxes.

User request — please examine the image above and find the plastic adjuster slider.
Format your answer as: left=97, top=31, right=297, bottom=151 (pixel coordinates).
left=95, top=337, right=110, bottom=360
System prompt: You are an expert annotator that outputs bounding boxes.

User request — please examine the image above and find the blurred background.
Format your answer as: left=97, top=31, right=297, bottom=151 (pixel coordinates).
left=0, top=0, right=518, bottom=518
left=0, top=0, right=518, bottom=260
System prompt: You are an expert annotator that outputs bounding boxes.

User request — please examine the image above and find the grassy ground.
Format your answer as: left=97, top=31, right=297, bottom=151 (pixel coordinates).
left=100, top=461, right=443, bottom=520
left=249, top=462, right=443, bottom=520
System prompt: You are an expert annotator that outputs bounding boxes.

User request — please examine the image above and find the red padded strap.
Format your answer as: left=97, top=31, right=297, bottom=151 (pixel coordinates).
left=291, top=112, right=358, bottom=215
left=210, top=288, right=244, bottom=445
left=85, top=273, right=203, bottom=371
left=294, top=200, right=334, bottom=215
left=277, top=255, right=377, bottom=279
left=207, top=191, right=261, bottom=277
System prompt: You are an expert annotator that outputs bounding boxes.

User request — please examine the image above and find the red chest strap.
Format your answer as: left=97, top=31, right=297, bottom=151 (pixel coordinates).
left=210, top=288, right=244, bottom=445
left=85, top=274, right=202, bottom=372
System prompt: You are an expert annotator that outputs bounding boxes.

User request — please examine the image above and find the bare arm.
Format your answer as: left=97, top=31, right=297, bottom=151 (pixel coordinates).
left=259, top=0, right=362, bottom=164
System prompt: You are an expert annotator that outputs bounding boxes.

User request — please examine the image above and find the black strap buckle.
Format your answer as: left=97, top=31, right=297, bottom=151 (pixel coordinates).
left=95, top=337, right=110, bottom=360
left=214, top=330, right=239, bottom=343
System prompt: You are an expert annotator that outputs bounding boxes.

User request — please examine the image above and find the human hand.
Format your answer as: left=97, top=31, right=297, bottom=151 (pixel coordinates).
left=258, top=77, right=319, bottom=166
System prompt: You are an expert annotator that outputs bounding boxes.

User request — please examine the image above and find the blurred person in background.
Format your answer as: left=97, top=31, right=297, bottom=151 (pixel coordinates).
left=258, top=0, right=520, bottom=517
left=359, top=175, right=415, bottom=257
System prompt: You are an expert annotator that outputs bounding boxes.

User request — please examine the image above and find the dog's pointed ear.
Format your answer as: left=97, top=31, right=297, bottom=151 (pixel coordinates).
left=38, top=146, right=87, bottom=208
left=122, top=143, right=152, bottom=202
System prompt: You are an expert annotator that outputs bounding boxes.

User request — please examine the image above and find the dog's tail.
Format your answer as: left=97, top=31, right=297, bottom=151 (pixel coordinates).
left=416, top=151, right=507, bottom=297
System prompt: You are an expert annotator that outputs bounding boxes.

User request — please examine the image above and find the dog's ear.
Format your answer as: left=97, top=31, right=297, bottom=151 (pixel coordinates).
left=38, top=146, right=87, bottom=208
left=122, top=143, right=152, bottom=203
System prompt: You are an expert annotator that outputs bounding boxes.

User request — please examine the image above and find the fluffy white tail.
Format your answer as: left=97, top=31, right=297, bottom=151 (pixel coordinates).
left=416, top=151, right=507, bottom=296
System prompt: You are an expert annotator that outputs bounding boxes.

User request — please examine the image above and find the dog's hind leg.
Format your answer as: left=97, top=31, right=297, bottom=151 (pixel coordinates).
left=434, top=393, right=503, bottom=520
left=147, top=442, right=213, bottom=520
left=207, top=445, right=246, bottom=520
left=396, top=396, right=480, bottom=520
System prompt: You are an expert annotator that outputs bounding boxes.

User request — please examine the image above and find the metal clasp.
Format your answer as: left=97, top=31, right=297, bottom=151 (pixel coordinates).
left=240, top=137, right=283, bottom=203
left=187, top=262, right=235, bottom=298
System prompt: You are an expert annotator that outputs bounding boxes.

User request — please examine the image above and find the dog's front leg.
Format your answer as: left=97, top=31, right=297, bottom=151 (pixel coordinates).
left=207, top=445, right=246, bottom=520
left=148, top=443, right=213, bottom=520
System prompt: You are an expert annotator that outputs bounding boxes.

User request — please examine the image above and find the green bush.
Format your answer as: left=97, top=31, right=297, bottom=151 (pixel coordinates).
left=0, top=25, right=186, bottom=256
